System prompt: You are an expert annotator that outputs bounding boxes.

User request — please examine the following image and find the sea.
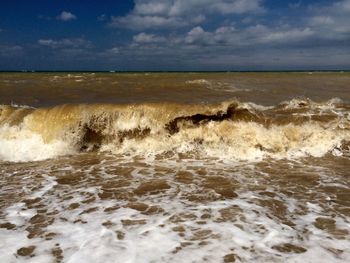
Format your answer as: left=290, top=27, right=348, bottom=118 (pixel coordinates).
left=0, top=72, right=349, bottom=263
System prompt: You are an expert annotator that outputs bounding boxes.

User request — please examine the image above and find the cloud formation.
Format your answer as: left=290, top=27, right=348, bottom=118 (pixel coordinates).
left=38, top=38, right=91, bottom=49
left=110, top=0, right=263, bottom=29
left=56, top=11, right=77, bottom=21
left=133, top=32, right=166, bottom=43
left=118, top=0, right=350, bottom=50
left=3, top=0, right=350, bottom=70
left=307, top=0, right=350, bottom=40
left=130, top=24, right=314, bottom=49
left=0, top=45, right=23, bottom=57
left=99, top=0, right=350, bottom=70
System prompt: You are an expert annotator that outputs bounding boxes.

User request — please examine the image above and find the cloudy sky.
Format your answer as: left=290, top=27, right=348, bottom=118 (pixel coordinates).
left=0, top=0, right=350, bottom=70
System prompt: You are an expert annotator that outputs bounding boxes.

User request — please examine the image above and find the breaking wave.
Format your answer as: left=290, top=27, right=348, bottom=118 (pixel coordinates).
left=1, top=98, right=349, bottom=162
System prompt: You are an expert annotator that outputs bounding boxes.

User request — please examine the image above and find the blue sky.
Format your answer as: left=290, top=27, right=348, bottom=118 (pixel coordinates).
left=0, top=0, right=349, bottom=70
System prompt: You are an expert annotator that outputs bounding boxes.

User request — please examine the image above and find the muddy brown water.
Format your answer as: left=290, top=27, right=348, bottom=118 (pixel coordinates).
left=0, top=72, right=349, bottom=262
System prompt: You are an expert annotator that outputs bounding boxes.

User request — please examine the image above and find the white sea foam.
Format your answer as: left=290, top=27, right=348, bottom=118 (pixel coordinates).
left=0, top=99, right=349, bottom=163
left=185, top=79, right=246, bottom=92
left=185, top=79, right=211, bottom=85
left=0, top=125, right=74, bottom=162
left=1, top=160, right=349, bottom=263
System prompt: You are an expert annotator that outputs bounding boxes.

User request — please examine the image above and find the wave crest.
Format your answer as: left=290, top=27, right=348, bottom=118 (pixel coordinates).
left=1, top=99, right=349, bottom=162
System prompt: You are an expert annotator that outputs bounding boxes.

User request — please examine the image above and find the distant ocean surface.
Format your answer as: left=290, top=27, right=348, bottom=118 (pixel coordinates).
left=1, top=72, right=349, bottom=262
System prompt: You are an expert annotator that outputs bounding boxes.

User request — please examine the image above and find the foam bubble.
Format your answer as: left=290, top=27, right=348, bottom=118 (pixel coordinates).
left=185, top=79, right=211, bottom=85
left=0, top=125, right=74, bottom=162
left=1, top=152, right=350, bottom=262
left=0, top=99, right=349, bottom=162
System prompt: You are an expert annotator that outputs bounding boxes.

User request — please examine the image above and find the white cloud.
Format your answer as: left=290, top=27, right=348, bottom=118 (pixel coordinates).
left=111, top=14, right=187, bottom=30
left=0, top=45, right=23, bottom=57
left=221, top=0, right=263, bottom=14
left=7, top=0, right=349, bottom=70
left=308, top=0, right=350, bottom=39
left=38, top=38, right=91, bottom=49
left=97, top=47, right=121, bottom=59
left=123, top=1, right=350, bottom=50
left=133, top=32, right=166, bottom=43
left=253, top=26, right=314, bottom=44
left=185, top=26, right=213, bottom=44
left=333, top=0, right=350, bottom=12
left=168, top=0, right=263, bottom=16
left=57, top=11, right=77, bottom=21
left=134, top=1, right=171, bottom=16
left=310, top=16, right=334, bottom=26
left=110, top=0, right=263, bottom=30
left=215, top=26, right=236, bottom=34
left=183, top=24, right=314, bottom=47
left=108, top=47, right=120, bottom=54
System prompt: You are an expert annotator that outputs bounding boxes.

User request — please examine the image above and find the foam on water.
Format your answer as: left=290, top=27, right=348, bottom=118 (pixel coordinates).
left=185, top=79, right=246, bottom=92
left=0, top=98, right=349, bottom=163
left=1, top=74, right=350, bottom=263
left=0, top=156, right=349, bottom=263
left=0, top=125, right=74, bottom=162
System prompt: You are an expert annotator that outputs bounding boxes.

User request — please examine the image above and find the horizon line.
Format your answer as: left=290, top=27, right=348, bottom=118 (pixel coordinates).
left=0, top=70, right=350, bottom=73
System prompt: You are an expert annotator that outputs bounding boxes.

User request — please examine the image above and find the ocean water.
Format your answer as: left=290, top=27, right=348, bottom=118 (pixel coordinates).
left=0, top=72, right=349, bottom=262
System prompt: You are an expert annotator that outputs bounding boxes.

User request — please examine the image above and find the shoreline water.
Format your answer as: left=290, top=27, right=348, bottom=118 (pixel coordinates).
left=0, top=73, right=349, bottom=262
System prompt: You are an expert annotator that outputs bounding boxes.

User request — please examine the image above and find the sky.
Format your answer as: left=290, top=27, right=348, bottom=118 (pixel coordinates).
left=0, top=0, right=350, bottom=71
